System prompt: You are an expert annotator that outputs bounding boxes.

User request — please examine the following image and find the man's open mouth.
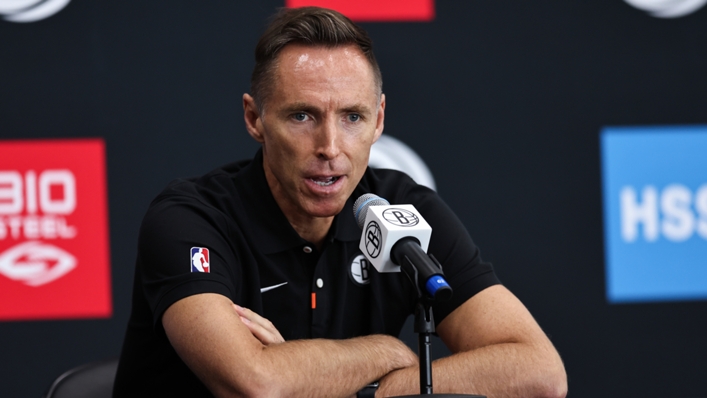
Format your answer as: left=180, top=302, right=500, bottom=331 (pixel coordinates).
left=310, top=176, right=340, bottom=187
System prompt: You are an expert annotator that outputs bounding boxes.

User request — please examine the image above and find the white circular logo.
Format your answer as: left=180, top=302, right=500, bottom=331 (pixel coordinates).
left=0, top=0, right=71, bottom=23
left=364, top=221, right=382, bottom=259
left=350, top=254, right=372, bottom=285
left=0, top=241, right=76, bottom=286
left=382, top=208, right=419, bottom=227
left=624, top=0, right=707, bottom=18
left=369, top=134, right=436, bottom=191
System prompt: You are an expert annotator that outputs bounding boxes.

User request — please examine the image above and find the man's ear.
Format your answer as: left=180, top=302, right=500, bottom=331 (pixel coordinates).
left=243, top=93, right=264, bottom=143
left=372, top=93, right=386, bottom=144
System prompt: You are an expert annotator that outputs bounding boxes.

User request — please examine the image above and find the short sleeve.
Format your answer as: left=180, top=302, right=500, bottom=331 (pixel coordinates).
left=137, top=191, right=240, bottom=327
left=407, top=185, right=501, bottom=326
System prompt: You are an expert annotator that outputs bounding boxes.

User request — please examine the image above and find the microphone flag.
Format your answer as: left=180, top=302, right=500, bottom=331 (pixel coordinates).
left=355, top=197, right=432, bottom=273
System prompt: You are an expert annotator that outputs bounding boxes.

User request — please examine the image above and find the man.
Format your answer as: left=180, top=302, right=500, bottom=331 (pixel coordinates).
left=114, top=7, right=567, bottom=398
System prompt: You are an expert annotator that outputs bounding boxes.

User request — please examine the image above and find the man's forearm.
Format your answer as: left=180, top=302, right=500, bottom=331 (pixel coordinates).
left=373, top=285, right=568, bottom=398
left=164, top=294, right=418, bottom=398
left=233, top=304, right=418, bottom=397
left=377, top=341, right=567, bottom=398
left=251, top=334, right=417, bottom=398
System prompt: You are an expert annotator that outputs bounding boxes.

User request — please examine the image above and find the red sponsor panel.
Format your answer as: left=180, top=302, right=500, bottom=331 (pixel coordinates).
left=0, top=139, right=111, bottom=321
left=286, top=0, right=435, bottom=22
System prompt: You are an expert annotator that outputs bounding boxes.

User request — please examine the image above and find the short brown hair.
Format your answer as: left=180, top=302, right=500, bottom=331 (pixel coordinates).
left=250, top=7, right=383, bottom=111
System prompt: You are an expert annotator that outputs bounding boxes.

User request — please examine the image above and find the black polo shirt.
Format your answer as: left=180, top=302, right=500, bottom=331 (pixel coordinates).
left=113, top=149, right=499, bottom=397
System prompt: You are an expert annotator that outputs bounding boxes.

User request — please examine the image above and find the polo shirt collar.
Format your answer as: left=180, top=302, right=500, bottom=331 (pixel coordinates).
left=330, top=194, right=362, bottom=242
left=235, top=149, right=361, bottom=254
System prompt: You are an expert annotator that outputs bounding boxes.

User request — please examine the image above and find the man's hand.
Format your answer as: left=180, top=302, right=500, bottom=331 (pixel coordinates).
left=233, top=304, right=285, bottom=346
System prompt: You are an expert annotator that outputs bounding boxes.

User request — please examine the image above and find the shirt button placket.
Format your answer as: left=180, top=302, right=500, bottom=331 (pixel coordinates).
left=307, top=247, right=328, bottom=337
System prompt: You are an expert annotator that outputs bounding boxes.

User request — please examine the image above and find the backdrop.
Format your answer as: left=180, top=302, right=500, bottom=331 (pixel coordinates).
left=1, top=1, right=706, bottom=396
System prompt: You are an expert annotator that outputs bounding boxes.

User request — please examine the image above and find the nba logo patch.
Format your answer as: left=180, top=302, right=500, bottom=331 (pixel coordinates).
left=191, top=247, right=210, bottom=273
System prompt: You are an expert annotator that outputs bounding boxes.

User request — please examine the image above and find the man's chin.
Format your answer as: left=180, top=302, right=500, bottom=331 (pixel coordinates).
left=304, top=198, right=347, bottom=219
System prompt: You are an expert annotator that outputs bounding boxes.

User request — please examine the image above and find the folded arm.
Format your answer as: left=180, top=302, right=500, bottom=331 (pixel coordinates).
left=377, top=285, right=568, bottom=398
left=162, top=293, right=417, bottom=398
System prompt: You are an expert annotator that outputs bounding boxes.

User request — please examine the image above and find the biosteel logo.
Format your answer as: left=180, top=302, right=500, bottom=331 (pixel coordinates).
left=0, top=139, right=111, bottom=321
left=286, top=0, right=435, bottom=22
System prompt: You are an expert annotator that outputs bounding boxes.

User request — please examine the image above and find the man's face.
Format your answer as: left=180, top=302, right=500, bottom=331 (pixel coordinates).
left=244, top=44, right=385, bottom=225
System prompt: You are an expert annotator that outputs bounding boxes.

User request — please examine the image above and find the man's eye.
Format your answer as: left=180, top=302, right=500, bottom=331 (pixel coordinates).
left=347, top=114, right=361, bottom=122
left=293, top=113, right=308, bottom=121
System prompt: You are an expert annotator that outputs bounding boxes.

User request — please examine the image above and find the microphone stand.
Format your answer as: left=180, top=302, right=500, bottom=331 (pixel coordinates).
left=394, top=253, right=485, bottom=398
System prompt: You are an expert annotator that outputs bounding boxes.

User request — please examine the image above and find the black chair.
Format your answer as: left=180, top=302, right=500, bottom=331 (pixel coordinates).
left=43, top=359, right=118, bottom=398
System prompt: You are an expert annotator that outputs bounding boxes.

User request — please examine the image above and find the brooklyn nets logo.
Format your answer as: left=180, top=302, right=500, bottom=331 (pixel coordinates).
left=349, top=254, right=372, bottom=285
left=382, top=208, right=419, bottom=227
left=364, top=221, right=382, bottom=258
left=369, top=134, right=436, bottom=191
left=623, top=0, right=707, bottom=18
left=0, top=0, right=72, bottom=23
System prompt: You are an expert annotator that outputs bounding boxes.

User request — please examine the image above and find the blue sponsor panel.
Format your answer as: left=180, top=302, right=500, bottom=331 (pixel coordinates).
left=601, top=126, right=707, bottom=303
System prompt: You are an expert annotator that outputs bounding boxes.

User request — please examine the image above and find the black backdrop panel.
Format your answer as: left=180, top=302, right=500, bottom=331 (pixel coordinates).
left=1, top=1, right=706, bottom=397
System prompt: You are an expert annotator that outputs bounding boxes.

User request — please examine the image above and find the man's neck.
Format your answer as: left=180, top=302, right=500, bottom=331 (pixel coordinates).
left=260, top=156, right=338, bottom=250
left=287, top=216, right=333, bottom=250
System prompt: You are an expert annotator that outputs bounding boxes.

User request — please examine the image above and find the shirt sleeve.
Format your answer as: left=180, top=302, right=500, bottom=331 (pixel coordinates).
left=405, top=183, right=501, bottom=326
left=136, top=188, right=240, bottom=327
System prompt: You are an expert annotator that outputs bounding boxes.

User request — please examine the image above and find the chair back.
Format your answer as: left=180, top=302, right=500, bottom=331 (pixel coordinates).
left=43, top=359, right=118, bottom=398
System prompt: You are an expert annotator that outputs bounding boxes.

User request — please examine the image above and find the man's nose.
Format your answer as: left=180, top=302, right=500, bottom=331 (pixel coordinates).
left=315, top=118, right=341, bottom=160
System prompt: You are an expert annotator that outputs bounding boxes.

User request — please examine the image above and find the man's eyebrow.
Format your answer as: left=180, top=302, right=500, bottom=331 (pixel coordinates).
left=341, top=104, right=373, bottom=115
left=278, top=103, right=374, bottom=115
left=278, top=102, right=319, bottom=114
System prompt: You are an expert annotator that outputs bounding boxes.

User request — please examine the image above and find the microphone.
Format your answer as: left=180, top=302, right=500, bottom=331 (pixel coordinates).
left=353, top=194, right=452, bottom=301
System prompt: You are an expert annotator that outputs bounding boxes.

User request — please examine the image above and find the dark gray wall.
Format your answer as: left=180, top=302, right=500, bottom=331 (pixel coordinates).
left=1, top=1, right=706, bottom=396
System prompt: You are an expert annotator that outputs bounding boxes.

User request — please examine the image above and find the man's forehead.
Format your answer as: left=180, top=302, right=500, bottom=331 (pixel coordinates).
left=268, top=44, right=380, bottom=106
left=275, top=43, right=370, bottom=73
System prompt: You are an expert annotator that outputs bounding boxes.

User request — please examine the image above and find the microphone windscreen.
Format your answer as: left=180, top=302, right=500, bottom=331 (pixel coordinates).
left=353, top=194, right=390, bottom=229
